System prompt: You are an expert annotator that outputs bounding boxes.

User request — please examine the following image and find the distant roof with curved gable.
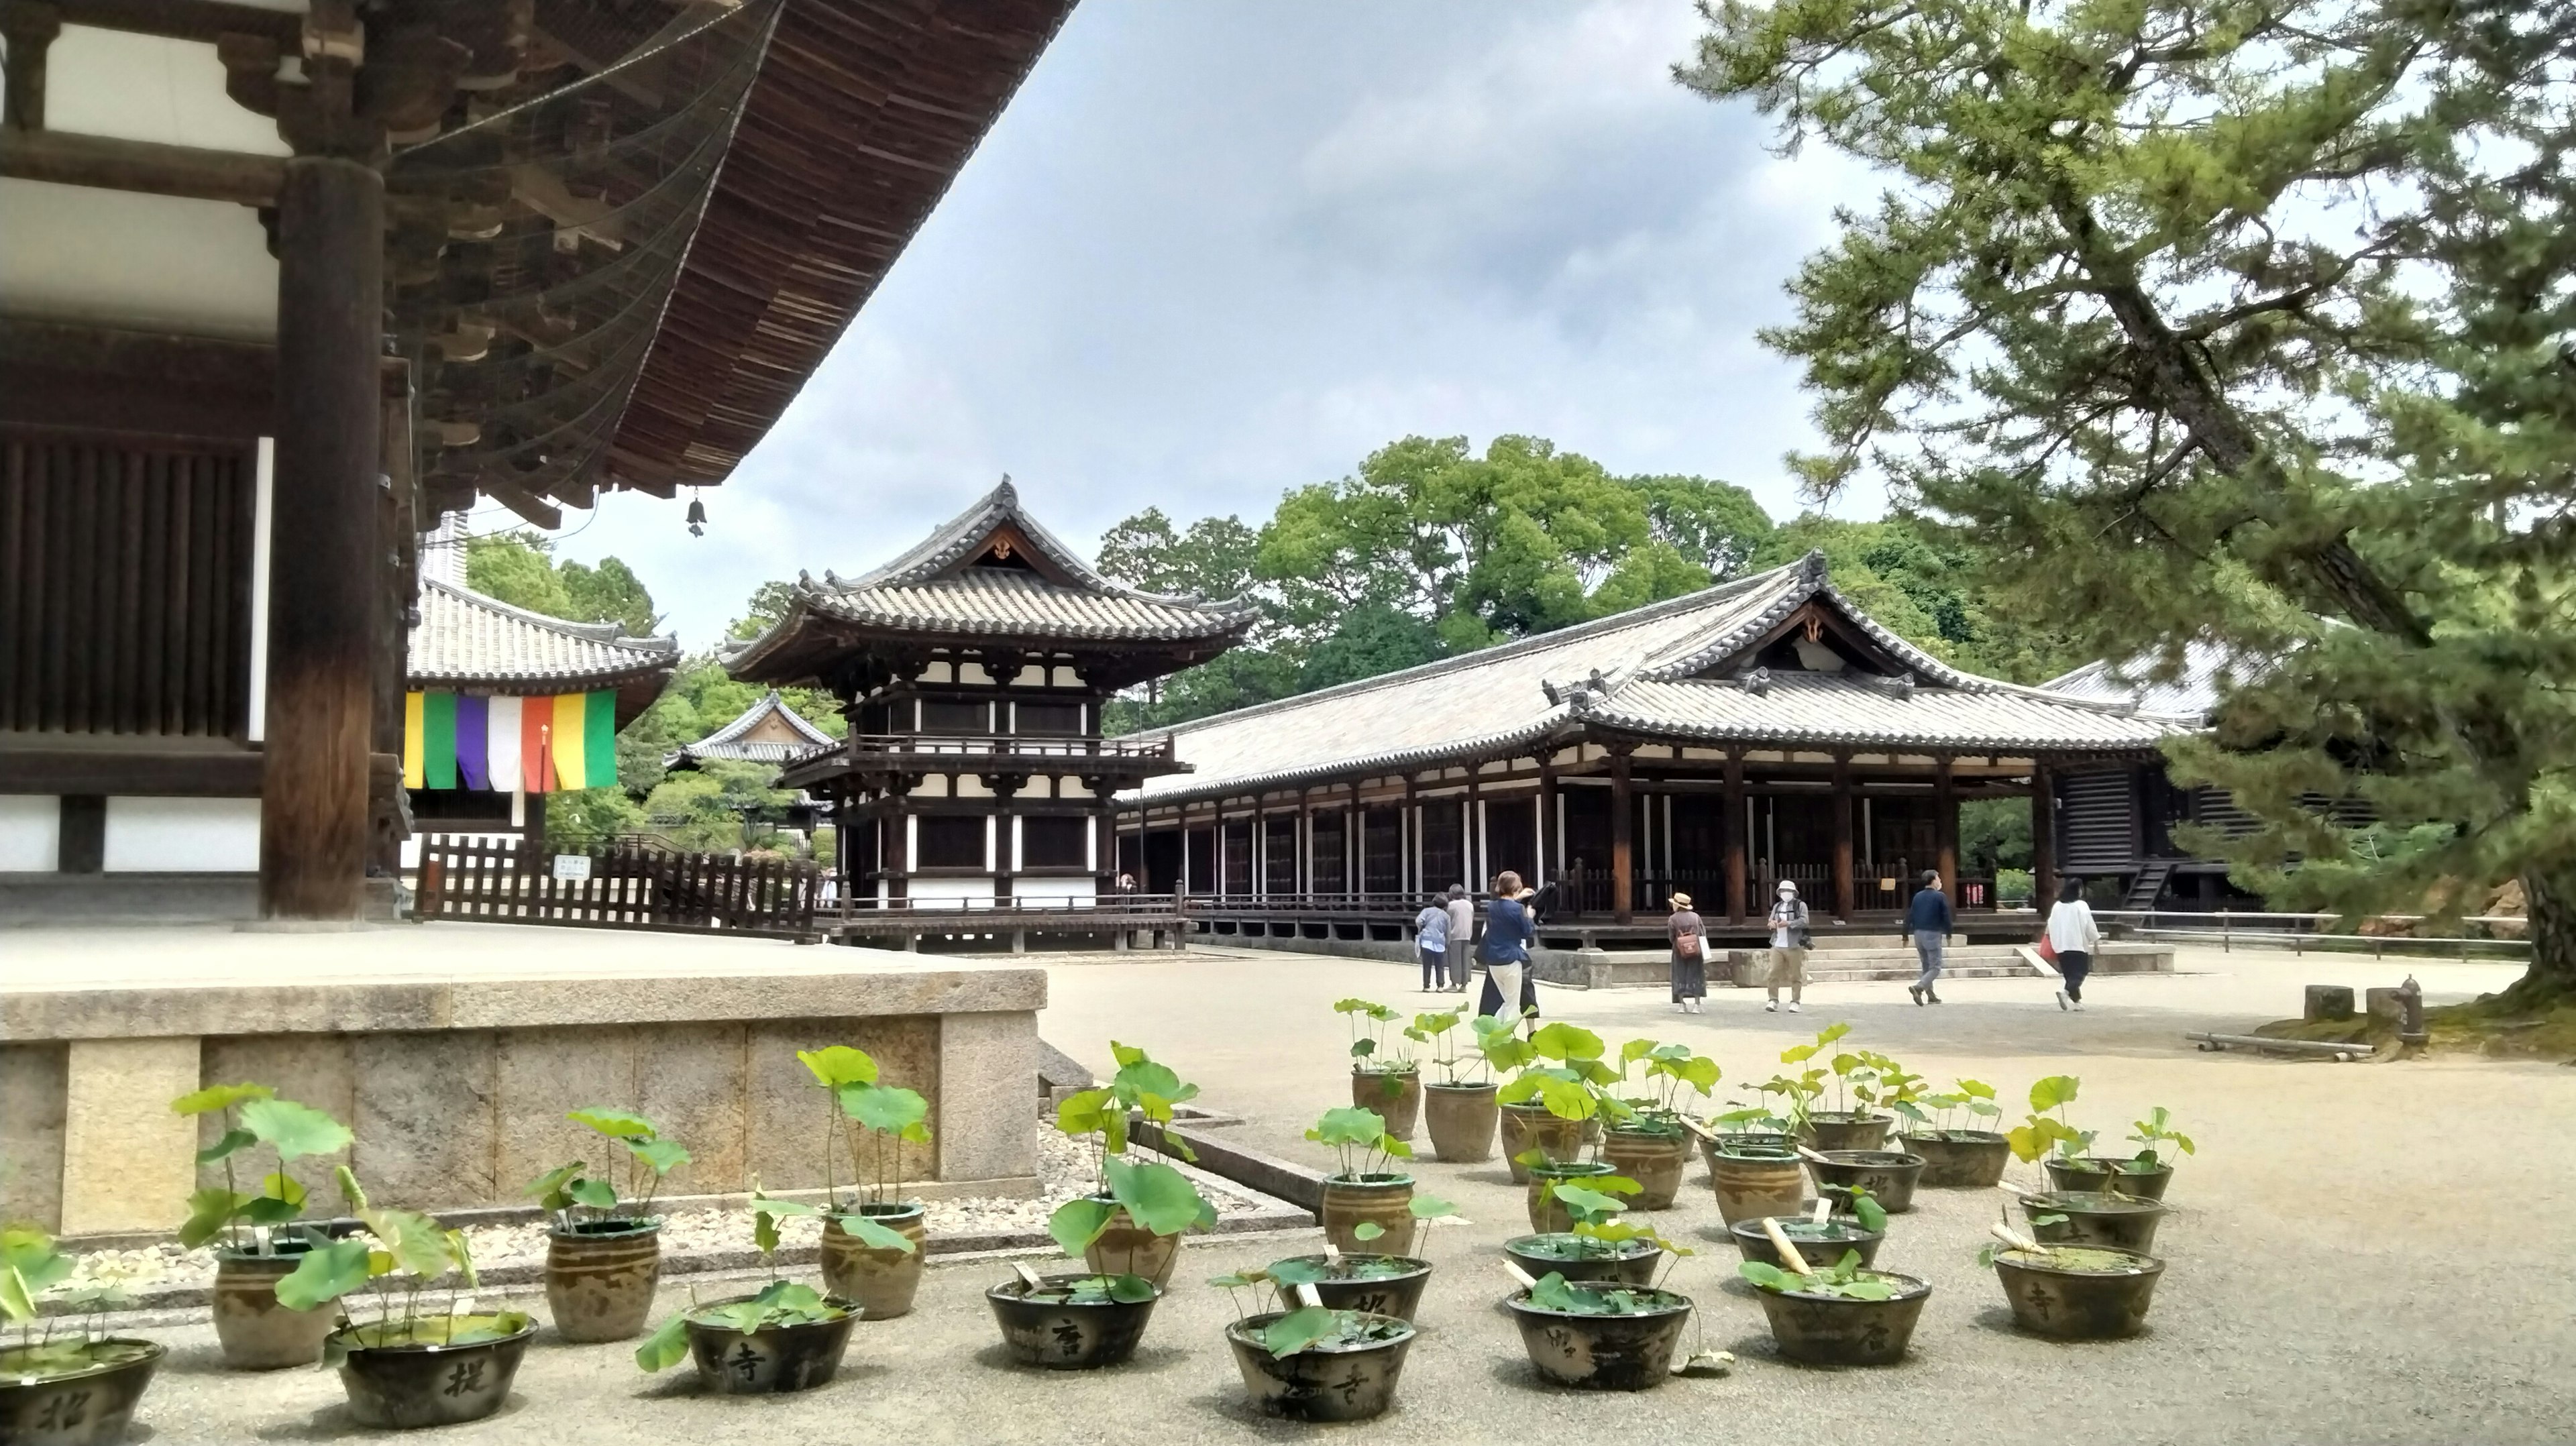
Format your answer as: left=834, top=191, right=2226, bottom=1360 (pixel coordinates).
left=726, top=480, right=1261, bottom=684
left=1126, top=553, right=2196, bottom=805
left=666, top=691, right=839, bottom=769
left=409, top=579, right=679, bottom=691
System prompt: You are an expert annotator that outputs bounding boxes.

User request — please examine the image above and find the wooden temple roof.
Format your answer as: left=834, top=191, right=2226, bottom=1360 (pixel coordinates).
left=725, top=480, right=1261, bottom=685
left=665, top=689, right=837, bottom=769
left=408, top=577, right=678, bottom=693
left=1125, top=554, right=2197, bottom=807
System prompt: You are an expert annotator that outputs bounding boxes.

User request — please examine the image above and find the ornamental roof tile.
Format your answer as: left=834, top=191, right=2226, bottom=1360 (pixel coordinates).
left=408, top=579, right=679, bottom=691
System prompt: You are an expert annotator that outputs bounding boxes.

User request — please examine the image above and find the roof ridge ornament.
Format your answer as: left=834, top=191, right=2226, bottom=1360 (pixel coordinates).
left=1797, top=549, right=1829, bottom=586
left=994, top=474, right=1017, bottom=508
left=1736, top=667, right=1772, bottom=696
left=1873, top=670, right=1917, bottom=699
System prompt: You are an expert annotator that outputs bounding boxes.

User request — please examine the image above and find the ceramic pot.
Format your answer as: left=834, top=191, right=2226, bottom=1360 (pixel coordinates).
left=1525, top=1160, right=1619, bottom=1233
left=1900, top=1131, right=2012, bottom=1188
left=1992, top=1248, right=2164, bottom=1339
left=2044, top=1157, right=2175, bottom=1201
left=0, top=1339, right=162, bottom=1446
left=1709, top=1146, right=1807, bottom=1225
left=1805, top=1150, right=1926, bottom=1213
left=213, top=1244, right=338, bottom=1368
left=1421, top=1082, right=1498, bottom=1163
left=1226, top=1311, right=1415, bottom=1421
left=986, top=1275, right=1161, bottom=1370
left=682, top=1300, right=857, bottom=1396
left=1727, top=1216, right=1884, bottom=1271
left=330, top=1315, right=535, bottom=1429
left=1800, top=1112, right=1894, bottom=1152
left=1749, top=1274, right=1930, bottom=1366
left=1603, top=1124, right=1689, bottom=1210
left=1081, top=1199, right=1181, bottom=1286
left=2019, top=1191, right=2169, bottom=1253
left=1265, top=1256, right=1432, bottom=1320
left=1505, top=1285, right=1692, bottom=1390
left=1320, top=1174, right=1415, bottom=1254
left=1350, top=1070, right=1422, bottom=1142
left=1499, top=1103, right=1594, bottom=1184
left=1501, top=1235, right=1660, bottom=1286
left=545, top=1219, right=662, bottom=1343
left=819, top=1203, right=928, bottom=1319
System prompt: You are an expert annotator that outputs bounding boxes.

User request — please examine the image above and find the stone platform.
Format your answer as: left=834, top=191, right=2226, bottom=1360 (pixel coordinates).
left=0, top=923, right=1046, bottom=1239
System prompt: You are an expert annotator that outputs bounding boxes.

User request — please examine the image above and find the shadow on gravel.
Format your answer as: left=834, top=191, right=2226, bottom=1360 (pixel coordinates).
left=629, top=1359, right=891, bottom=1401
left=257, top=1394, right=528, bottom=1441
left=967, top=1341, right=1193, bottom=1376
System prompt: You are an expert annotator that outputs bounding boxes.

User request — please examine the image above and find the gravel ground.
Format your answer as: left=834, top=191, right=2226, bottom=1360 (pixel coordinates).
left=74, top=946, right=2576, bottom=1443
left=64, top=1113, right=1265, bottom=1300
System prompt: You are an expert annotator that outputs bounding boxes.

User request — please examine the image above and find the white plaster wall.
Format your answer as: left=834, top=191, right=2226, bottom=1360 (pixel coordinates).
left=906, top=876, right=996, bottom=908
left=0, top=796, right=61, bottom=871
left=103, top=797, right=261, bottom=872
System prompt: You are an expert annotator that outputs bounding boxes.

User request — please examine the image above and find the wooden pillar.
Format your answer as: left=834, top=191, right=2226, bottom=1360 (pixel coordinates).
left=1723, top=750, right=1747, bottom=923
left=888, top=786, right=911, bottom=901
left=0, top=5, right=60, bottom=130
left=1935, top=756, right=1959, bottom=907
left=1402, top=775, right=1418, bottom=899
left=2031, top=763, right=2058, bottom=911
left=993, top=777, right=1019, bottom=904
left=1830, top=752, right=1856, bottom=922
left=1464, top=773, right=1482, bottom=891
left=1536, top=759, right=1556, bottom=895
left=1297, top=789, right=1312, bottom=897
left=1609, top=745, right=1634, bottom=923
left=368, top=363, right=415, bottom=885
left=260, top=153, right=386, bottom=920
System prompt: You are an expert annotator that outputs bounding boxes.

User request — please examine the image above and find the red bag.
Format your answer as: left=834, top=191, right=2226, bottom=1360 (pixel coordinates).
left=2035, top=936, right=2059, bottom=964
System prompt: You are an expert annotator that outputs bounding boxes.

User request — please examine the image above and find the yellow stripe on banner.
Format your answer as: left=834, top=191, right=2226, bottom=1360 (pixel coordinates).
left=551, top=692, right=587, bottom=791
left=402, top=692, right=425, bottom=789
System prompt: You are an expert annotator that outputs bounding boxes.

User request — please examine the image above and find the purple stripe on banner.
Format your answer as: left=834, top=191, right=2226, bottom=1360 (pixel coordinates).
left=455, top=695, right=490, bottom=790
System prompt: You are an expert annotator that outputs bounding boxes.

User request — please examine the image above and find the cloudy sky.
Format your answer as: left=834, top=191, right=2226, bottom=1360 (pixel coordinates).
left=539, top=1, right=1880, bottom=646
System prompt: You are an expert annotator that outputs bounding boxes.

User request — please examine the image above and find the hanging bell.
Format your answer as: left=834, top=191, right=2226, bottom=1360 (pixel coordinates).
left=685, top=495, right=707, bottom=537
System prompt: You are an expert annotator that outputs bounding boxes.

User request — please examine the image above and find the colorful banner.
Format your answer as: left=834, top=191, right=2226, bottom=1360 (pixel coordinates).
left=402, top=689, right=618, bottom=792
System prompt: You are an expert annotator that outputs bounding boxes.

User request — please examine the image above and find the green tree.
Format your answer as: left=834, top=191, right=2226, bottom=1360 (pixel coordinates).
left=559, top=557, right=657, bottom=637
left=1684, top=0, right=2576, bottom=1001
left=464, top=531, right=574, bottom=618
left=1096, top=508, right=1260, bottom=602
left=1297, top=603, right=1446, bottom=693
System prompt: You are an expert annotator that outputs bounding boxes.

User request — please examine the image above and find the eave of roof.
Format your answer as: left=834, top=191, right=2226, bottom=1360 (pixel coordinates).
left=407, top=579, right=681, bottom=691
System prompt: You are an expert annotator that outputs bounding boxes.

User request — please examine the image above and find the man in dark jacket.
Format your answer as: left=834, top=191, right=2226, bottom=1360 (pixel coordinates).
left=1905, top=870, right=1953, bottom=1005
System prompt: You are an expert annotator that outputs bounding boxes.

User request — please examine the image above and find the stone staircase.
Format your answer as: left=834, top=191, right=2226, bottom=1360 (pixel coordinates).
left=1724, top=942, right=2044, bottom=985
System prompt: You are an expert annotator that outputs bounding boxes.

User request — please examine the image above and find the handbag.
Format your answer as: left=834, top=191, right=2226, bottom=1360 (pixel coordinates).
left=1676, top=930, right=1702, bottom=958
left=2036, top=935, right=2059, bottom=964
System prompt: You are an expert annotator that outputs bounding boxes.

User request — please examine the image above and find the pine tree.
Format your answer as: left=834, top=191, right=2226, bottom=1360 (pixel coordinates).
left=1683, top=0, right=2576, bottom=1003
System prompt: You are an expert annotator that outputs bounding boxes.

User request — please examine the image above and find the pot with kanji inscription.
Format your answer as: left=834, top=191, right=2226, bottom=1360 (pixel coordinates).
left=680, top=1298, right=857, bottom=1396
left=985, top=1274, right=1163, bottom=1370
left=327, top=1313, right=535, bottom=1429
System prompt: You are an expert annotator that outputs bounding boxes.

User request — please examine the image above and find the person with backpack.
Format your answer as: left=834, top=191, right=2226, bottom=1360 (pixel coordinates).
left=1765, top=879, right=1811, bottom=1013
left=1905, top=869, right=1953, bottom=1005
left=1667, top=891, right=1707, bottom=1013
left=1413, top=893, right=1452, bottom=991
left=2046, top=877, right=2102, bottom=1010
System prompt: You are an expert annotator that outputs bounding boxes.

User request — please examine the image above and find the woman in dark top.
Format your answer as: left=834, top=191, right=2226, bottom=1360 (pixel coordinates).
left=1667, top=893, right=1707, bottom=1013
left=1477, top=870, right=1537, bottom=1021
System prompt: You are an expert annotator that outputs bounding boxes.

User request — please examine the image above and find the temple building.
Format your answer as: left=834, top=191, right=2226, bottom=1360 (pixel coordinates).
left=398, top=578, right=678, bottom=860
left=1115, top=553, right=2196, bottom=946
left=726, top=483, right=1258, bottom=924
left=664, top=691, right=839, bottom=774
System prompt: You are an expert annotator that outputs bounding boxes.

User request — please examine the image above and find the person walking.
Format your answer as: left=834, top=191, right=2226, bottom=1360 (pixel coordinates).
left=1667, top=892, right=1707, bottom=1013
left=1765, top=880, right=1811, bottom=1013
left=1444, top=885, right=1474, bottom=994
left=1477, top=870, right=1536, bottom=1021
left=1413, top=893, right=1452, bottom=991
left=2047, top=877, right=2102, bottom=1011
left=1905, top=869, right=1953, bottom=1005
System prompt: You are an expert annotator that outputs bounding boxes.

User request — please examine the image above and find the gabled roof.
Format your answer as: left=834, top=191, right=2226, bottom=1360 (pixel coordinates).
left=1127, top=554, right=2194, bottom=805
left=726, top=482, right=1261, bottom=683
left=666, top=691, right=839, bottom=769
left=408, top=579, right=679, bottom=693
left=2044, top=643, right=2248, bottom=722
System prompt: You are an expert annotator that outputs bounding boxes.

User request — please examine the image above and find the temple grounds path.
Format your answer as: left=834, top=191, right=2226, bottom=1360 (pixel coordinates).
left=125, top=942, right=2576, bottom=1444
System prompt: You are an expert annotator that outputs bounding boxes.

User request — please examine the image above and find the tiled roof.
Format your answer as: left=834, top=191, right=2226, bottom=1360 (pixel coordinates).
left=666, top=691, right=839, bottom=768
left=727, top=482, right=1260, bottom=677
left=1130, top=555, right=2191, bottom=804
left=2044, top=642, right=2249, bottom=722
left=409, top=579, right=679, bottom=689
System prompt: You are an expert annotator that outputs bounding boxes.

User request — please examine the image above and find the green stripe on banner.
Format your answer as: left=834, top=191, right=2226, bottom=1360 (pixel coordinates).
left=583, top=689, right=616, bottom=789
left=423, top=691, right=458, bottom=790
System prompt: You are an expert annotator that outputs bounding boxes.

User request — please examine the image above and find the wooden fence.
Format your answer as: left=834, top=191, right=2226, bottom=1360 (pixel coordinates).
left=415, top=835, right=823, bottom=936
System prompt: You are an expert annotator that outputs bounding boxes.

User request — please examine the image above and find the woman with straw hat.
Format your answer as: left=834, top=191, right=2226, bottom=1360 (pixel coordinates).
left=1667, top=891, right=1708, bottom=1013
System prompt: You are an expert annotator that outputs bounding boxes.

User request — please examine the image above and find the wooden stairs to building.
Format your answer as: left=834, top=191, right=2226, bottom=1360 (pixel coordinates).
left=2125, top=860, right=2176, bottom=911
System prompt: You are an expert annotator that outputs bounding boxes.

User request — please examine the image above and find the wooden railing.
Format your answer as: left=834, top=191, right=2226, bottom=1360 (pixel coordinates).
left=840, top=733, right=1175, bottom=761
left=415, top=836, right=823, bottom=936
left=2094, top=907, right=2529, bottom=958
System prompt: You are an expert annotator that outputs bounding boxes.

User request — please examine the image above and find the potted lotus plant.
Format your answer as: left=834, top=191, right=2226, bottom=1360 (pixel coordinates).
left=0, top=1228, right=163, bottom=1445
left=1212, top=1270, right=1417, bottom=1421
left=170, top=1082, right=354, bottom=1370
left=1786, top=1025, right=1894, bottom=1150
left=1338, top=998, right=1426, bottom=1141
left=1417, top=1009, right=1513, bottom=1162
left=2047, top=1105, right=2191, bottom=1200
left=1498, top=1022, right=1621, bottom=1188
left=1504, top=1184, right=1671, bottom=1285
left=1260, top=1192, right=1462, bottom=1321
left=1046, top=1042, right=1216, bottom=1286
left=273, top=1167, right=535, bottom=1429
left=1309, top=1106, right=1416, bottom=1252
left=1729, top=1191, right=1890, bottom=1271
left=1605, top=1040, right=1717, bottom=1209
left=2007, top=1077, right=2171, bottom=1251
left=524, top=1107, right=690, bottom=1342
left=1504, top=1228, right=1696, bottom=1392
left=798, top=1045, right=934, bottom=1318
left=634, top=1188, right=857, bottom=1395
left=1978, top=1217, right=2165, bottom=1339
left=1735, top=1219, right=1931, bottom=1366
left=1900, top=1077, right=2011, bottom=1186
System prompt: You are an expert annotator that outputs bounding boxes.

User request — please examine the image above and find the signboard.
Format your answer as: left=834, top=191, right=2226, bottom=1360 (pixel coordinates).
left=552, top=854, right=593, bottom=882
